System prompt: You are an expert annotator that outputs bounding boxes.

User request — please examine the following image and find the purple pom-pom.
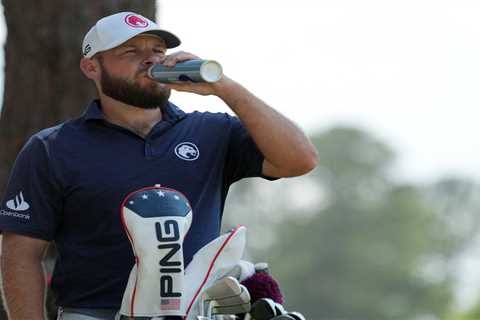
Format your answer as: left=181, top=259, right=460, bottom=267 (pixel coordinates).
left=241, top=272, right=284, bottom=304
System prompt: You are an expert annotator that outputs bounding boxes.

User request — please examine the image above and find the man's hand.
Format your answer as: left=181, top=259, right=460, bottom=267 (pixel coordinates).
left=160, top=51, right=230, bottom=97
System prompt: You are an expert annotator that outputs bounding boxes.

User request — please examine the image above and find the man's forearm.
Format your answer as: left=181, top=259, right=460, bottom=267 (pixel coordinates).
left=1, top=244, right=47, bottom=319
left=163, top=53, right=318, bottom=176
left=215, top=77, right=318, bottom=176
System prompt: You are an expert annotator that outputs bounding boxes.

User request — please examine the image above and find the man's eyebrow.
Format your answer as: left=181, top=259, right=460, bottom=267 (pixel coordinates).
left=119, top=44, right=136, bottom=49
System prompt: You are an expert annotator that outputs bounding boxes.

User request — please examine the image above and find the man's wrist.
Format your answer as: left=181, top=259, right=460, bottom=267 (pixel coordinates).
left=212, top=76, right=239, bottom=100
left=213, top=77, right=250, bottom=108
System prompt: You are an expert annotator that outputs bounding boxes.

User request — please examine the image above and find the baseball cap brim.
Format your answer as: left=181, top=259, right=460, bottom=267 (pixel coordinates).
left=142, top=30, right=181, bottom=49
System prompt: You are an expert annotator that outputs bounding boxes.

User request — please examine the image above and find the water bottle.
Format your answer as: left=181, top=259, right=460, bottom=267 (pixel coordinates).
left=147, top=59, right=223, bottom=83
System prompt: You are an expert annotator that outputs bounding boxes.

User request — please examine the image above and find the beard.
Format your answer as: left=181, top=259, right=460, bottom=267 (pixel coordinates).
left=99, top=61, right=171, bottom=110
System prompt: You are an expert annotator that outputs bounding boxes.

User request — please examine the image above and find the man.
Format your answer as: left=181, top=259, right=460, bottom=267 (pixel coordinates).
left=0, top=12, right=317, bottom=320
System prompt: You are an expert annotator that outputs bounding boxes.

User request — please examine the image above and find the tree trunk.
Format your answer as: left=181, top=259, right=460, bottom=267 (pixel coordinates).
left=0, top=0, right=157, bottom=196
left=0, top=2, right=156, bottom=318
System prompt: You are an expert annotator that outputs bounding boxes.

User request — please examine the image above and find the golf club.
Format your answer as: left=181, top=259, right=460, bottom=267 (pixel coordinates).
left=287, top=311, right=306, bottom=320
left=208, top=285, right=251, bottom=318
left=200, top=277, right=248, bottom=318
left=212, top=302, right=251, bottom=315
left=249, top=298, right=277, bottom=320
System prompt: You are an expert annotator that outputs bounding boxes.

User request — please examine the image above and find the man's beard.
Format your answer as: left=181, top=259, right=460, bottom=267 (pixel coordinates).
left=99, top=62, right=171, bottom=109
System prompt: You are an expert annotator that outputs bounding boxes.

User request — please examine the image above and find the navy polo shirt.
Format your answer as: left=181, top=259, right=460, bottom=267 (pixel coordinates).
left=0, top=100, right=274, bottom=309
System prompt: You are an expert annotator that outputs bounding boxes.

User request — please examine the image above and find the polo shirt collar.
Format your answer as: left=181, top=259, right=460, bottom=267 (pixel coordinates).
left=82, top=99, right=187, bottom=123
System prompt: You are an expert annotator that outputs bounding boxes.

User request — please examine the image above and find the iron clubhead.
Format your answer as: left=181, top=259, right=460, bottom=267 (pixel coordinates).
left=205, top=276, right=243, bottom=300
left=213, top=302, right=251, bottom=315
left=212, top=285, right=251, bottom=306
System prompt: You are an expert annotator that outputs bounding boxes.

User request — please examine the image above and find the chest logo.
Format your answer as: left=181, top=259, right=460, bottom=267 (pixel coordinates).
left=174, top=142, right=200, bottom=161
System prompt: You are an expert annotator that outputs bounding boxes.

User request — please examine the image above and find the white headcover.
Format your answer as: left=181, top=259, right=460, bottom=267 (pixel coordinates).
left=119, top=186, right=192, bottom=318
left=183, top=226, right=247, bottom=320
left=119, top=184, right=248, bottom=319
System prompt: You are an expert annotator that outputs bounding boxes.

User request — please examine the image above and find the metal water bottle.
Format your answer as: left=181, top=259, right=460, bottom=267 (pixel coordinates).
left=147, top=59, right=223, bottom=83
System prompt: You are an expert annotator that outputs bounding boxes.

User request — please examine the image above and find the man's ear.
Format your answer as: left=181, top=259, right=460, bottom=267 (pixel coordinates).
left=79, top=57, right=100, bottom=80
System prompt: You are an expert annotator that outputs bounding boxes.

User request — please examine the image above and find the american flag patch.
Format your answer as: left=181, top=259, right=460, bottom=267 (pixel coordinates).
left=161, top=298, right=181, bottom=310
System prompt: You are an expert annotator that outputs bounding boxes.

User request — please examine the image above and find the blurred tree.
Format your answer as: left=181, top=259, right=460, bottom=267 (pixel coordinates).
left=425, top=177, right=480, bottom=258
left=224, top=127, right=480, bottom=320
left=451, top=302, right=480, bottom=320
left=0, top=1, right=157, bottom=319
left=437, top=179, right=480, bottom=320
left=0, top=0, right=157, bottom=195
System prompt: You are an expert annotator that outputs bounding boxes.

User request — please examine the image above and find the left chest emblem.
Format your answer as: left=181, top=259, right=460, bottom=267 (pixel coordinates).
left=174, top=142, right=200, bottom=161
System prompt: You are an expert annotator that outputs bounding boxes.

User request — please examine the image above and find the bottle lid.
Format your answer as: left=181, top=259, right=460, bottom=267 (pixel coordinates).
left=200, top=60, right=223, bottom=83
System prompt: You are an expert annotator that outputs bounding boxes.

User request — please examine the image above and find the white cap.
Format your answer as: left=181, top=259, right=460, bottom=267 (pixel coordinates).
left=82, top=12, right=181, bottom=58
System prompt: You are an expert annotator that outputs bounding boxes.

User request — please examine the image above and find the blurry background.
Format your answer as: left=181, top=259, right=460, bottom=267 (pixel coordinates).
left=0, top=0, right=480, bottom=319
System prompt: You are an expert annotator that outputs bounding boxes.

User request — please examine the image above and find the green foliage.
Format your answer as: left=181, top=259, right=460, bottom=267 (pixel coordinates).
left=267, top=185, right=454, bottom=319
left=450, top=302, right=480, bottom=320
left=224, top=127, right=480, bottom=320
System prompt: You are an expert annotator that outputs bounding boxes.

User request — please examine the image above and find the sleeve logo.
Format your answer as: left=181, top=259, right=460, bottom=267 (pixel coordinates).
left=6, top=191, right=30, bottom=211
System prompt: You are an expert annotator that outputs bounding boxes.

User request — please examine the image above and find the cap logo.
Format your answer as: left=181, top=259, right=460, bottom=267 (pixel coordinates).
left=83, top=44, right=91, bottom=56
left=124, top=14, right=149, bottom=28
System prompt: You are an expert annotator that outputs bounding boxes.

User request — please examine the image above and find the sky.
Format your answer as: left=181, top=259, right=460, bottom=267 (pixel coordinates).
left=156, top=0, right=480, bottom=184
left=155, top=0, right=480, bottom=308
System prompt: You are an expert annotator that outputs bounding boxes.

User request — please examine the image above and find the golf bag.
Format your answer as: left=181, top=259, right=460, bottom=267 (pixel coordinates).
left=119, top=185, right=304, bottom=320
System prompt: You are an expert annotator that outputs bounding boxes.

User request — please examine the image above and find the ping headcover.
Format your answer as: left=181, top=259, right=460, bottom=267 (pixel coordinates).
left=119, top=185, right=192, bottom=318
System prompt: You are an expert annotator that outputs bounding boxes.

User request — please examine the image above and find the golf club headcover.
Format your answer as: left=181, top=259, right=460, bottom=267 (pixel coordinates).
left=119, top=185, right=192, bottom=318
left=224, top=260, right=256, bottom=282
left=183, top=226, right=247, bottom=320
left=241, top=271, right=284, bottom=304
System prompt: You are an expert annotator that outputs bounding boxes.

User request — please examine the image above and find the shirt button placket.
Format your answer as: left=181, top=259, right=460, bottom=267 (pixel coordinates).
left=145, top=140, right=153, bottom=158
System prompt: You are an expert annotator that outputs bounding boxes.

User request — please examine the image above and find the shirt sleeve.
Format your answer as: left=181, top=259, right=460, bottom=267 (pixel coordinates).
left=0, top=135, right=62, bottom=241
left=223, top=114, right=279, bottom=185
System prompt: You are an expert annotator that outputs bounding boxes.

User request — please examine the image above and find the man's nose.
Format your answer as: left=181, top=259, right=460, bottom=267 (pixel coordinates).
left=142, top=53, right=164, bottom=67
